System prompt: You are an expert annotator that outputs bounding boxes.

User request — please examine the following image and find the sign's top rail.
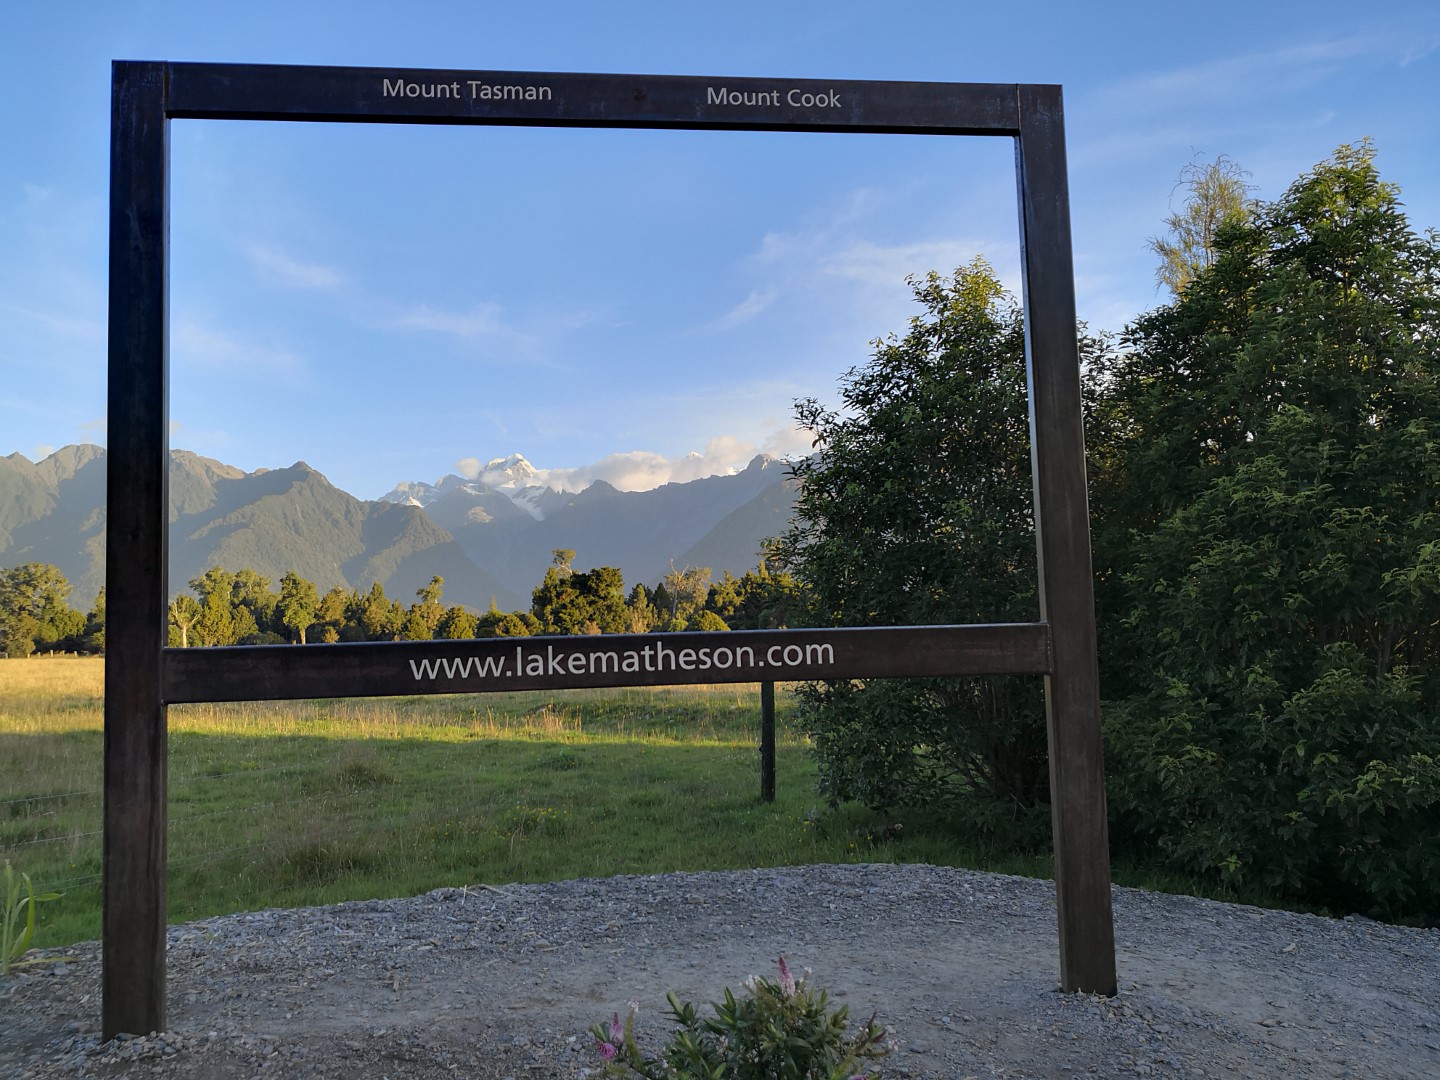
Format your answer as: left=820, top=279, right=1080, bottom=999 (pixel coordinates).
left=138, top=60, right=1033, bottom=134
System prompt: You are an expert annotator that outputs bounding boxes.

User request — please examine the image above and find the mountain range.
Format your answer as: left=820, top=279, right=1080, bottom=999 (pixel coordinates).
left=0, top=445, right=798, bottom=611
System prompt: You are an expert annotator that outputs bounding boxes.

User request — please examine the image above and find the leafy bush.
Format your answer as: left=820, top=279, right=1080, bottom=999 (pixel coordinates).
left=592, top=958, right=888, bottom=1080
left=770, top=261, right=1103, bottom=842
left=1098, top=143, right=1440, bottom=918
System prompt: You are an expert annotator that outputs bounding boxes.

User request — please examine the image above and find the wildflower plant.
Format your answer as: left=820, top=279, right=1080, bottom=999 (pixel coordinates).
left=591, top=957, right=888, bottom=1079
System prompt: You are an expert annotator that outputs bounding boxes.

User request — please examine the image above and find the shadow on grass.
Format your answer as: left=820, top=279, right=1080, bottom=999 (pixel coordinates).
left=5, top=728, right=958, bottom=949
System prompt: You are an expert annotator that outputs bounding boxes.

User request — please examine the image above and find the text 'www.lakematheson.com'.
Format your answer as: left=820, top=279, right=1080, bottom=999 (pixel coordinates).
left=409, top=640, right=836, bottom=681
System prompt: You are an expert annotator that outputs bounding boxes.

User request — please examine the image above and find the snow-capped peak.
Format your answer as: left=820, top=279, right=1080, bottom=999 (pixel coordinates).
left=476, top=453, right=539, bottom=490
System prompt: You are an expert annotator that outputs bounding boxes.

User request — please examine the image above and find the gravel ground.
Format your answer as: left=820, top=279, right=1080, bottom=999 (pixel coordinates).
left=3, top=863, right=1438, bottom=1079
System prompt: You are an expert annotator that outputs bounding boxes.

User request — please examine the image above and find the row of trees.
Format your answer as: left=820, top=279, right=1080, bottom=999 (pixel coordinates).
left=0, top=556, right=800, bottom=655
left=773, top=142, right=1440, bottom=919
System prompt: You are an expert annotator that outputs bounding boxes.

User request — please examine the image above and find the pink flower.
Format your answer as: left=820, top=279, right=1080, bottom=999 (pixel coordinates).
left=777, top=955, right=796, bottom=996
left=609, top=1012, right=623, bottom=1041
left=597, top=1040, right=618, bottom=1061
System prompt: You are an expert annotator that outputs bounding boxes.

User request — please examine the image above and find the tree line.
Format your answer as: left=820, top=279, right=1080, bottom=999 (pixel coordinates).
left=0, top=554, right=801, bottom=657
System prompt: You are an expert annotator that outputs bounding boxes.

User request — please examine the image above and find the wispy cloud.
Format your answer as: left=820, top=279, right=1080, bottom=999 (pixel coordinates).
left=169, top=418, right=237, bottom=452
left=173, top=318, right=307, bottom=376
left=824, top=239, right=1007, bottom=287
left=244, top=244, right=345, bottom=291
left=1399, top=37, right=1440, bottom=66
left=0, top=301, right=103, bottom=342
left=379, top=298, right=613, bottom=372
left=694, top=289, right=776, bottom=334
left=1091, top=34, right=1436, bottom=117
left=718, top=184, right=1015, bottom=351
left=391, top=302, right=506, bottom=338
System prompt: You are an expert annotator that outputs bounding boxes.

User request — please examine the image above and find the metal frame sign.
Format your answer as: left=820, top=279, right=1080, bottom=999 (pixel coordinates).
left=106, top=61, right=1116, bottom=1038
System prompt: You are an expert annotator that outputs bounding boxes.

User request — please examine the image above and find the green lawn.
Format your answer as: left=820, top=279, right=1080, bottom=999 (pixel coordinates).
left=4, top=655, right=1319, bottom=951
left=3, top=656, right=1038, bottom=948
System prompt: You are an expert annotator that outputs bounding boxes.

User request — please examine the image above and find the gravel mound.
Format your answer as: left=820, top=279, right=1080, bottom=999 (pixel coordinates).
left=3, top=863, right=1438, bottom=1078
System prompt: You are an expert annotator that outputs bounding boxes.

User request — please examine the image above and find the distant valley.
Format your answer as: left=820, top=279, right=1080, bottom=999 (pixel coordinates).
left=0, top=446, right=799, bottom=611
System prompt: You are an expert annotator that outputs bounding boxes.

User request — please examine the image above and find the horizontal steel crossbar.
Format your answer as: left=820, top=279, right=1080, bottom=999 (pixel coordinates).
left=161, top=623, right=1053, bottom=703
left=161, top=62, right=1025, bottom=134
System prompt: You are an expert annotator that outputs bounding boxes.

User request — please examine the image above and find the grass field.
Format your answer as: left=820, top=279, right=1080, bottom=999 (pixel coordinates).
left=3, top=655, right=1063, bottom=950
left=4, top=655, right=1317, bottom=952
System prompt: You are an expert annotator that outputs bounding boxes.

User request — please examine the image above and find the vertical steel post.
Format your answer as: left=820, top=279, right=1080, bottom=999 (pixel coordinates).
left=760, top=681, right=776, bottom=802
left=1014, top=85, right=1117, bottom=996
left=104, top=60, right=170, bottom=1039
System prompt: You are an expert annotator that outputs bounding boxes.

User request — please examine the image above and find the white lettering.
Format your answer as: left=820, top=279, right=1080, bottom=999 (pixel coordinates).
left=382, top=79, right=461, bottom=99
left=787, top=88, right=841, bottom=108
left=705, top=86, right=782, bottom=107
left=408, top=635, right=834, bottom=685
left=807, top=643, right=835, bottom=665
left=468, top=81, right=553, bottom=101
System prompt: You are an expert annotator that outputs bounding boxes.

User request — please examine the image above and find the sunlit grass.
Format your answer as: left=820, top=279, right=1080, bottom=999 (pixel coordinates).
left=2, top=655, right=1326, bottom=950
left=2, top=656, right=931, bottom=949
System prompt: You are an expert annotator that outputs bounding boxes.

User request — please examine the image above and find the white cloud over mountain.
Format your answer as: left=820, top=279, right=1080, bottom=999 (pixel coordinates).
left=455, top=427, right=811, bottom=495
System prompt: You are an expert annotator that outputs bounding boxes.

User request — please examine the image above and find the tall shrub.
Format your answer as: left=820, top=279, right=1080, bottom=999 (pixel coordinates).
left=1098, top=143, right=1440, bottom=917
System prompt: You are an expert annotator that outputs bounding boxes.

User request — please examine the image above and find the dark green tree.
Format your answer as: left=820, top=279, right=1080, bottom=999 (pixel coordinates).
left=713, top=562, right=803, bottom=630
left=0, top=563, right=85, bottom=656
left=437, top=605, right=480, bottom=640
left=401, top=576, right=446, bottom=641
left=532, top=561, right=627, bottom=634
left=232, top=568, right=278, bottom=637
left=187, top=568, right=247, bottom=646
left=532, top=565, right=584, bottom=634
left=1099, top=142, right=1440, bottom=916
left=687, top=610, right=730, bottom=632
left=771, top=260, right=1100, bottom=838
left=649, top=582, right=674, bottom=626
left=624, top=583, right=661, bottom=633
left=276, top=571, right=320, bottom=644
left=82, top=586, right=105, bottom=653
left=316, top=586, right=349, bottom=642
left=353, top=581, right=402, bottom=641
left=575, top=566, right=628, bottom=634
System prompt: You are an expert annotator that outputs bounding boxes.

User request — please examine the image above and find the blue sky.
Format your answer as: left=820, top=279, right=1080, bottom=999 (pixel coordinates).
left=3, top=1, right=1437, bottom=499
